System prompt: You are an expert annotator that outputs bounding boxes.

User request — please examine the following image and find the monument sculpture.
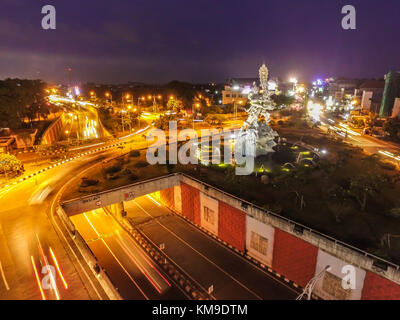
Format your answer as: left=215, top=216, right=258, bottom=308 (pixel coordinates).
left=236, top=64, right=283, bottom=157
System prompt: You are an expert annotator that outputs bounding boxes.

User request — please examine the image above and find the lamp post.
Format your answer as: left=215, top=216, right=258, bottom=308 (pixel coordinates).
left=137, top=97, right=145, bottom=128
left=296, top=265, right=331, bottom=300
left=147, top=95, right=162, bottom=112
left=105, top=92, right=112, bottom=104
left=192, top=103, right=200, bottom=130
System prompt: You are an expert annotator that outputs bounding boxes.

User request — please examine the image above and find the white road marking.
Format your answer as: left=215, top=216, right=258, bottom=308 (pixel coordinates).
left=133, top=199, right=264, bottom=300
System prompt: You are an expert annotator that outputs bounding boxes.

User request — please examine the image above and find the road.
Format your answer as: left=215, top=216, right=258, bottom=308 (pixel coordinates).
left=124, top=195, right=298, bottom=300
left=0, top=106, right=293, bottom=300
left=0, top=151, right=115, bottom=300
left=0, top=122, right=153, bottom=300
left=49, top=95, right=104, bottom=140
left=320, top=114, right=400, bottom=160
left=70, top=209, right=189, bottom=300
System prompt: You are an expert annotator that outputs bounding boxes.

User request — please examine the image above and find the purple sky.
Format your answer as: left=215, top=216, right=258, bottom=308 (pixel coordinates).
left=0, top=0, right=399, bottom=84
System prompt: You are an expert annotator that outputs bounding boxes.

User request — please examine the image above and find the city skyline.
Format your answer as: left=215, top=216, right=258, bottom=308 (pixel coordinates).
left=1, top=0, right=400, bottom=84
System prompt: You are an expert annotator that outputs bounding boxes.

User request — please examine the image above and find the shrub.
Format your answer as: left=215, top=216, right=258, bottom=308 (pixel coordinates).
left=80, top=178, right=99, bottom=187
left=104, top=164, right=122, bottom=174
left=129, top=173, right=140, bottom=181
left=134, top=161, right=149, bottom=168
left=380, top=162, right=396, bottom=171
left=385, top=208, right=400, bottom=219
left=129, top=150, right=140, bottom=157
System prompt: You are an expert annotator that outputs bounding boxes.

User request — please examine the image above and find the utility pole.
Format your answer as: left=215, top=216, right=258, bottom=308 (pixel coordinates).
left=121, top=111, right=125, bottom=132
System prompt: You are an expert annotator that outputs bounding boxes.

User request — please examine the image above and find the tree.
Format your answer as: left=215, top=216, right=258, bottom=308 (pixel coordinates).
left=328, top=185, right=352, bottom=222
left=349, top=174, right=381, bottom=211
left=383, top=117, right=400, bottom=140
left=0, top=79, right=51, bottom=129
left=336, top=148, right=353, bottom=167
left=0, top=153, right=22, bottom=177
left=167, top=98, right=183, bottom=112
left=205, top=114, right=224, bottom=125
left=271, top=94, right=295, bottom=108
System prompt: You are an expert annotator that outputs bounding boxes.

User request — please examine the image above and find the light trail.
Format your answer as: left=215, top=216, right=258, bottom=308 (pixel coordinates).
left=83, top=212, right=149, bottom=300
left=36, top=234, right=60, bottom=300
left=31, top=256, right=46, bottom=300
left=69, top=142, right=104, bottom=151
left=49, top=247, right=68, bottom=289
left=378, top=150, right=400, bottom=161
left=0, top=260, right=10, bottom=291
left=115, top=236, right=163, bottom=294
left=146, top=194, right=161, bottom=207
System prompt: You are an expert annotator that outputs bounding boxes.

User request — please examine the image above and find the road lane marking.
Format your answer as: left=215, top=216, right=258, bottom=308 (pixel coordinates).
left=138, top=196, right=299, bottom=297
left=83, top=213, right=149, bottom=300
left=133, top=199, right=263, bottom=300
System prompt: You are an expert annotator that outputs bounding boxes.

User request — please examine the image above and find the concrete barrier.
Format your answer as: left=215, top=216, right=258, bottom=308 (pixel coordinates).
left=62, top=174, right=181, bottom=216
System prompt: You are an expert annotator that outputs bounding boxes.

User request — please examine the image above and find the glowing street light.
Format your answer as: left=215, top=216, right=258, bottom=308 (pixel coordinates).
left=289, top=77, right=298, bottom=85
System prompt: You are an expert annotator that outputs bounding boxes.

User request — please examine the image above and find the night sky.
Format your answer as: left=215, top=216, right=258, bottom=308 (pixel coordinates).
left=1, top=0, right=400, bottom=84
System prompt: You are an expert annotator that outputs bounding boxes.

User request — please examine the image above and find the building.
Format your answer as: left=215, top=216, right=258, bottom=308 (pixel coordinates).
left=222, top=78, right=255, bottom=105
left=391, top=98, right=400, bottom=118
left=379, top=71, right=400, bottom=117
left=327, top=78, right=364, bottom=102
left=358, top=80, right=385, bottom=114
left=222, top=77, right=278, bottom=105
left=0, top=137, right=15, bottom=153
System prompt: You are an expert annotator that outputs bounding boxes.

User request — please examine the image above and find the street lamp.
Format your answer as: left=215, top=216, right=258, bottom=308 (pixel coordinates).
left=123, top=93, right=132, bottom=107
left=296, top=265, right=331, bottom=300
left=192, top=103, right=200, bottom=129
left=105, top=92, right=112, bottom=103
left=147, top=94, right=162, bottom=112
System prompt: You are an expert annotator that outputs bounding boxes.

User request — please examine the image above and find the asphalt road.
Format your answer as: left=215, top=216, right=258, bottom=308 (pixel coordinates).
left=70, top=209, right=189, bottom=300
left=0, top=151, right=116, bottom=300
left=320, top=114, right=400, bottom=157
left=124, top=195, right=299, bottom=300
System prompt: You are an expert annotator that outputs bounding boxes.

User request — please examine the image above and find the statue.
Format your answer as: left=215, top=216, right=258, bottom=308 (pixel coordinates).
left=236, top=64, right=283, bottom=157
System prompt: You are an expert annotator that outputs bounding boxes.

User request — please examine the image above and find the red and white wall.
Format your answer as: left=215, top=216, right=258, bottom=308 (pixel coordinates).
left=246, top=216, right=274, bottom=266
left=200, top=192, right=219, bottom=235
left=158, top=179, right=400, bottom=300
left=313, top=250, right=366, bottom=300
